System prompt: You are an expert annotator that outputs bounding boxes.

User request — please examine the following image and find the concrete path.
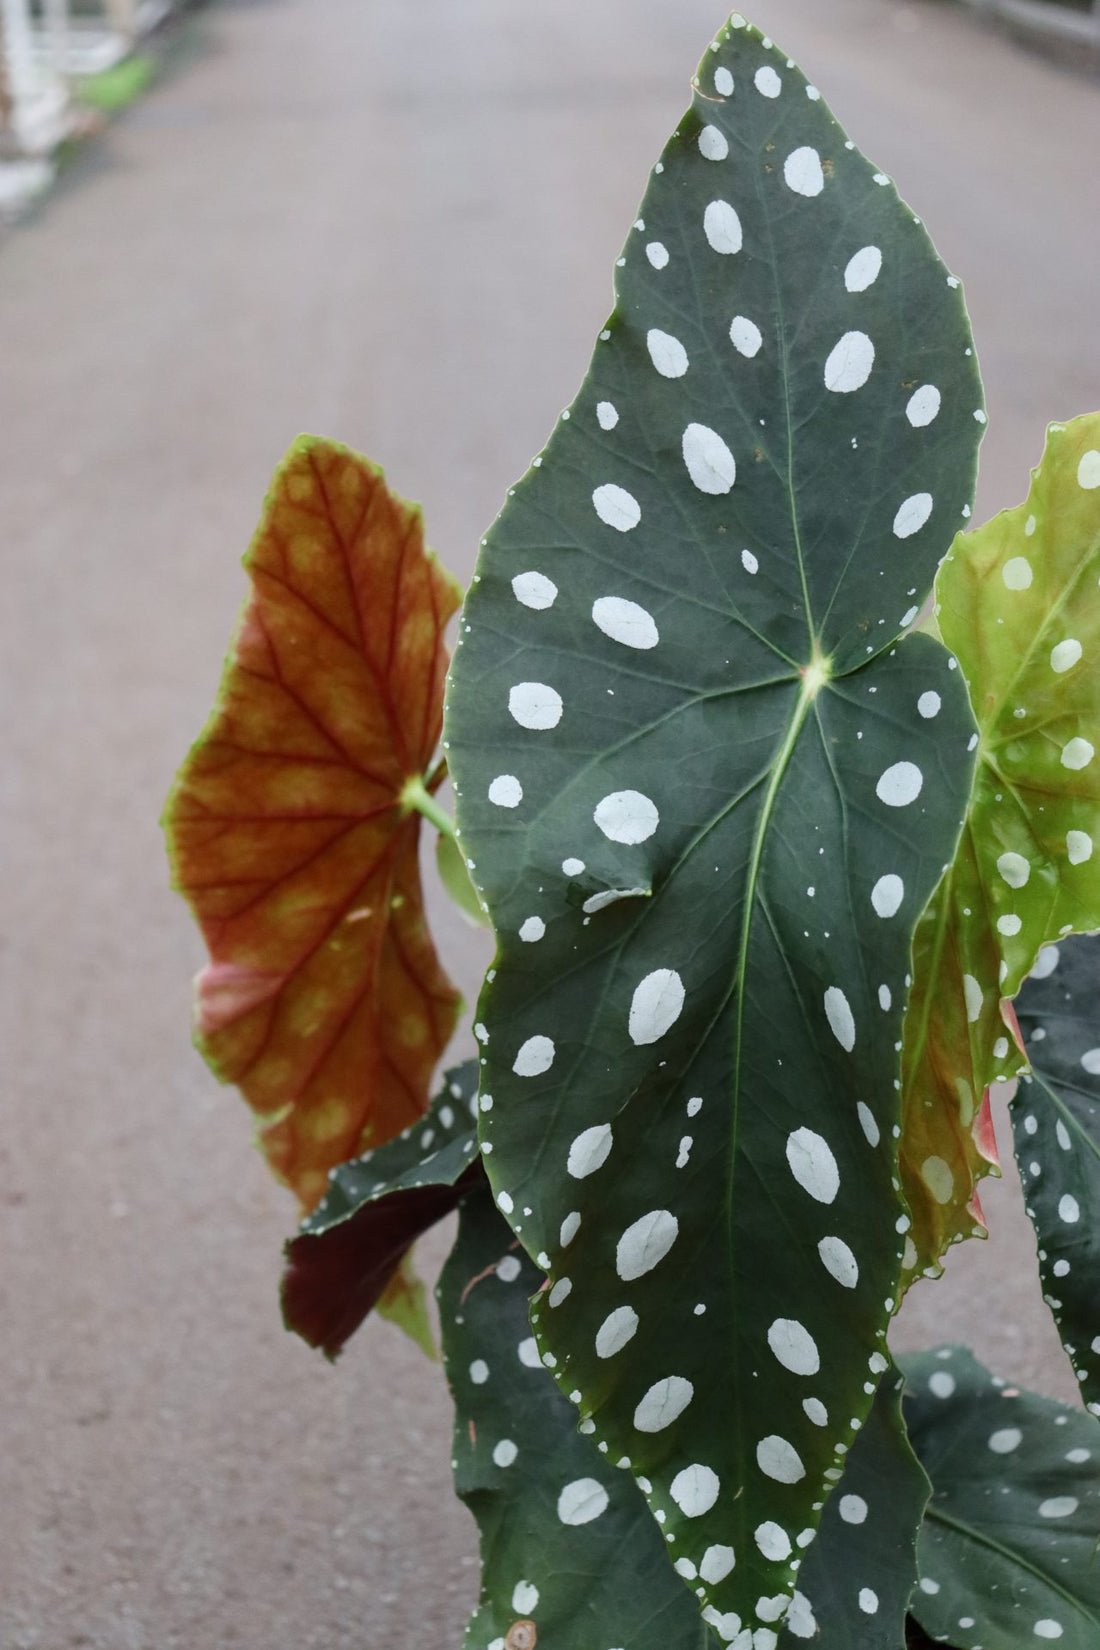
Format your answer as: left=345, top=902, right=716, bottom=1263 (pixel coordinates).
left=1, top=0, right=1097, bottom=1643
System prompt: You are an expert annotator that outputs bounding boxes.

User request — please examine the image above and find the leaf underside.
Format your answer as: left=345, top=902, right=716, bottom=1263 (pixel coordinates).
left=900, top=413, right=1100, bottom=1277
left=446, top=16, right=982, bottom=1633
left=903, top=1345, right=1100, bottom=1650
left=282, top=1061, right=481, bottom=1358
left=164, top=435, right=462, bottom=1211
left=1012, top=932, right=1100, bottom=1415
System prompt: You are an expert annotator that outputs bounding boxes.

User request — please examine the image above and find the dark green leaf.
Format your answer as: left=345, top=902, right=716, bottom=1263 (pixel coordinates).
left=446, top=15, right=981, bottom=1631
left=778, top=1366, right=930, bottom=1649
left=439, top=1187, right=717, bottom=1650
left=281, top=1061, right=481, bottom=1358
left=903, top=1345, right=1100, bottom=1650
left=1014, top=932, right=1100, bottom=1416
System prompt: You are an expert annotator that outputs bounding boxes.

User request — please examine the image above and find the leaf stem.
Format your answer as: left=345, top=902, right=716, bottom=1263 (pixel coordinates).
left=402, top=773, right=457, bottom=840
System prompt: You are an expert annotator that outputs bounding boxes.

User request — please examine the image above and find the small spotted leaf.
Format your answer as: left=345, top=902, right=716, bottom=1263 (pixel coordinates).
left=164, top=436, right=462, bottom=1212
left=282, top=1061, right=481, bottom=1359
left=1013, top=933, right=1100, bottom=1414
left=446, top=17, right=981, bottom=1634
left=777, top=1366, right=930, bottom=1649
left=440, top=1187, right=717, bottom=1650
left=901, top=413, right=1100, bottom=1277
left=903, top=1345, right=1100, bottom=1650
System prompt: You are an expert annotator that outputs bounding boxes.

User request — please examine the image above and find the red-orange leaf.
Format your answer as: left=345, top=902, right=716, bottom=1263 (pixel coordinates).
left=165, top=436, right=463, bottom=1211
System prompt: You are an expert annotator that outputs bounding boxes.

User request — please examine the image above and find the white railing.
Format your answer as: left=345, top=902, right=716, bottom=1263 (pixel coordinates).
left=0, top=0, right=168, bottom=156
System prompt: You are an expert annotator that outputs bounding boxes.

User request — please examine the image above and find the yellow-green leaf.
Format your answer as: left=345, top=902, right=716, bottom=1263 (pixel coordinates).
left=901, top=414, right=1100, bottom=1276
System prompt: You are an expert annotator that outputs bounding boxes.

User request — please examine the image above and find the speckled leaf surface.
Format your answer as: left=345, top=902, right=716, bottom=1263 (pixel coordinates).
left=441, top=1187, right=717, bottom=1650
left=1013, top=933, right=1100, bottom=1415
left=901, top=415, right=1100, bottom=1278
left=282, top=1061, right=480, bottom=1358
left=445, top=16, right=982, bottom=1637
left=777, top=1367, right=930, bottom=1649
left=903, top=1346, right=1100, bottom=1650
left=164, top=436, right=462, bottom=1211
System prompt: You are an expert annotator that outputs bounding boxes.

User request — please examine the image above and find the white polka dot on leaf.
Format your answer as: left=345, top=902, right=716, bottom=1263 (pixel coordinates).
left=682, top=423, right=737, bottom=494
left=647, top=328, right=689, bottom=378
left=754, top=65, right=781, bottom=97
left=754, top=1522, right=791, bottom=1561
left=818, top=1235, right=859, bottom=1288
left=1002, top=555, right=1032, bottom=590
left=871, top=874, right=904, bottom=918
left=787, top=1128, right=840, bottom=1202
left=823, top=986, right=856, bottom=1050
left=698, top=124, right=729, bottom=161
left=1061, top=737, right=1095, bottom=770
left=508, top=681, right=562, bottom=730
left=893, top=493, right=934, bottom=539
left=703, top=200, right=743, bottom=255
left=592, top=483, right=641, bottom=532
left=513, top=1035, right=555, bottom=1076
left=595, top=1304, right=638, bottom=1358
left=767, top=1318, right=820, bottom=1376
left=628, top=969, right=685, bottom=1044
left=757, top=1435, right=805, bottom=1484
left=670, top=1463, right=720, bottom=1517
left=824, top=331, right=875, bottom=393
left=646, top=241, right=669, bottom=270
left=844, top=246, right=882, bottom=292
left=784, top=147, right=824, bottom=197
left=730, top=315, right=763, bottom=357
left=633, top=1375, right=694, bottom=1432
left=592, top=596, right=659, bottom=650
left=875, top=761, right=923, bottom=807
left=512, top=570, right=558, bottom=610
left=616, top=1209, right=679, bottom=1280
left=1050, top=638, right=1082, bottom=673
left=489, top=774, right=522, bottom=808
left=906, top=385, right=941, bottom=427
left=1077, top=449, right=1100, bottom=489
left=557, top=1477, right=609, bottom=1526
left=567, top=1124, right=612, bottom=1179
left=700, top=1544, right=735, bottom=1584
left=596, top=401, right=619, bottom=430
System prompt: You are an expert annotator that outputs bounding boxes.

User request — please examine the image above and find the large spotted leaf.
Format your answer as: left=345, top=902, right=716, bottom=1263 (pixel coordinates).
left=282, top=1061, right=481, bottom=1358
left=1013, top=933, right=1100, bottom=1416
left=164, top=436, right=462, bottom=1211
left=903, top=1346, right=1100, bottom=1650
left=440, top=1188, right=718, bottom=1650
left=900, top=415, right=1100, bottom=1279
left=446, top=15, right=982, bottom=1637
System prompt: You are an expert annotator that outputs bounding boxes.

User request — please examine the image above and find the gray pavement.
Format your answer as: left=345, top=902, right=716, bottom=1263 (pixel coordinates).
left=1, top=0, right=1098, bottom=1643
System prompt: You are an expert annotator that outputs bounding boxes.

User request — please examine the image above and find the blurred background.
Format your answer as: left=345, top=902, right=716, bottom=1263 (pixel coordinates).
left=1, top=0, right=1098, bottom=1644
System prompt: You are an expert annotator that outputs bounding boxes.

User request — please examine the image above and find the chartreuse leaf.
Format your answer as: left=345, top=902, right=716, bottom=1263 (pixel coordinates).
left=437, top=830, right=491, bottom=926
left=903, top=1345, right=1100, bottom=1650
left=164, top=436, right=463, bottom=1212
left=776, top=1366, right=930, bottom=1649
left=1013, top=932, right=1100, bottom=1415
left=440, top=1186, right=717, bottom=1650
left=446, top=15, right=982, bottom=1638
left=900, top=414, right=1100, bottom=1279
left=282, top=1061, right=480, bottom=1359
